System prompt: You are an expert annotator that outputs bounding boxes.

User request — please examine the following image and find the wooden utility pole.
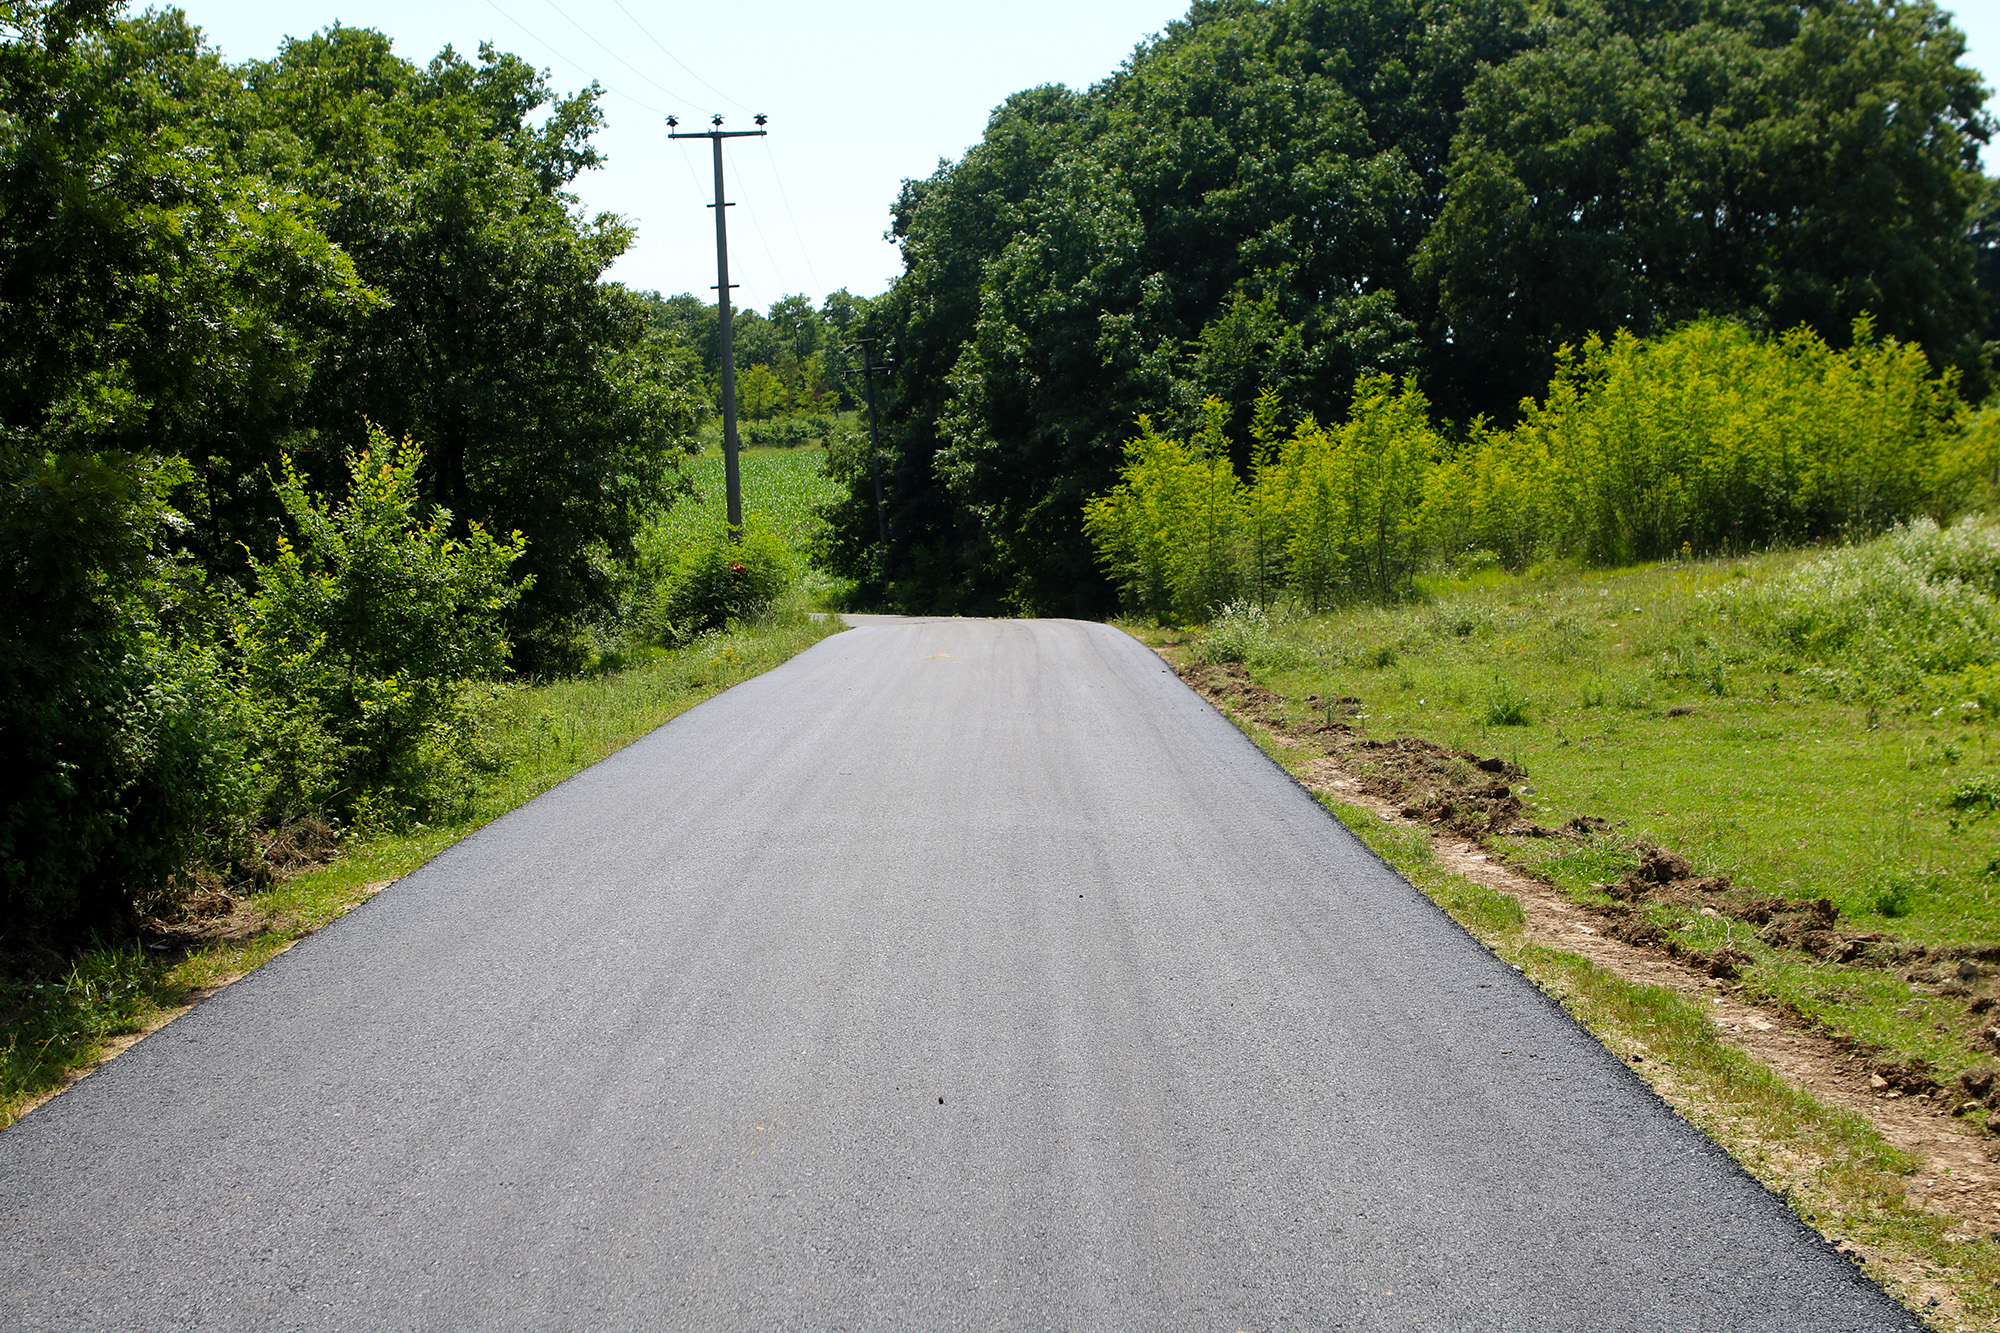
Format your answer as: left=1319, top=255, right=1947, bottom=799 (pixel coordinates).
left=669, top=113, right=767, bottom=538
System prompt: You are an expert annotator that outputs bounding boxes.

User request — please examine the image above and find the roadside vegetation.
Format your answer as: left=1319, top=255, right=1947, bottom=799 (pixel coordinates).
left=1086, top=281, right=2000, bottom=1321
left=0, top=2, right=863, bottom=1122
left=1088, top=320, right=1990, bottom=623
left=1130, top=515, right=2000, bottom=1325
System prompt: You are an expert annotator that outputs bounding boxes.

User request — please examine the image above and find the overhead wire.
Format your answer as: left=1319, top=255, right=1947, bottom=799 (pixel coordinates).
left=536, top=0, right=696, bottom=108
left=483, top=0, right=782, bottom=307
left=759, top=137, right=825, bottom=298
left=729, top=149, right=793, bottom=306
left=606, top=0, right=756, bottom=115
left=481, top=0, right=672, bottom=118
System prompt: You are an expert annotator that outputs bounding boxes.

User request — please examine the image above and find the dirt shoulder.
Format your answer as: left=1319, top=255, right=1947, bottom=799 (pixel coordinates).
left=1162, top=646, right=2000, bottom=1330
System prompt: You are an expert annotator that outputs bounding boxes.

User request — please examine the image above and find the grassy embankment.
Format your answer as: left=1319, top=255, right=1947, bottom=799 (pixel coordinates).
left=1184, top=532, right=2000, bottom=1078
left=1133, top=520, right=2000, bottom=1323
left=0, top=443, right=848, bottom=1127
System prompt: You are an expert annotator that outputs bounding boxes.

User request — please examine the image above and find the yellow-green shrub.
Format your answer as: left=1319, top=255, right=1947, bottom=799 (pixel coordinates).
left=1091, top=318, right=1977, bottom=618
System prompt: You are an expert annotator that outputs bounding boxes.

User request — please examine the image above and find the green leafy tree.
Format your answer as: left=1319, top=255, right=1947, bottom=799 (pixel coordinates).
left=1417, top=0, right=1994, bottom=419
left=243, top=430, right=525, bottom=825
left=737, top=363, right=789, bottom=420
left=0, top=444, right=253, bottom=946
left=244, top=27, right=703, bottom=669
left=828, top=0, right=1994, bottom=615
left=0, top=2, right=369, bottom=945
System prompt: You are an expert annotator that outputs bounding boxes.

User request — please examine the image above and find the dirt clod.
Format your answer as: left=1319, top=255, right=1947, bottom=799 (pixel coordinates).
left=1166, top=645, right=2000, bottom=1291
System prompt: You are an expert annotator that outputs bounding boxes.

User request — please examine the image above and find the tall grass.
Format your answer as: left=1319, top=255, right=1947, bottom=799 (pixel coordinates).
left=1719, top=515, right=2000, bottom=708
left=1088, top=318, right=1978, bottom=619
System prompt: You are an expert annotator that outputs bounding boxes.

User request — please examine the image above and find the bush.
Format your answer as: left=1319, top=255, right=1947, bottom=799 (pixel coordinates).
left=243, top=430, right=526, bottom=827
left=650, top=525, right=791, bottom=644
left=1197, top=600, right=1287, bottom=667
left=1089, top=319, right=1974, bottom=618
left=0, top=447, right=256, bottom=945
left=739, top=414, right=839, bottom=449
left=1429, top=319, right=1966, bottom=567
left=1718, top=516, right=2000, bottom=699
left=1083, top=399, right=1250, bottom=624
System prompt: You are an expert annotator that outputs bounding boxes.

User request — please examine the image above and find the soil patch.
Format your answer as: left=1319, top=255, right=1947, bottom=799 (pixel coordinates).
left=1174, top=657, right=2000, bottom=1260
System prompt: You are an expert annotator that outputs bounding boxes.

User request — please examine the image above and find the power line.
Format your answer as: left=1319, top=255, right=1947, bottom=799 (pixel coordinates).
left=727, top=148, right=793, bottom=304
left=606, top=0, right=755, bottom=115
left=481, top=0, right=671, bottom=118
left=760, top=137, right=825, bottom=297
left=537, top=0, right=694, bottom=107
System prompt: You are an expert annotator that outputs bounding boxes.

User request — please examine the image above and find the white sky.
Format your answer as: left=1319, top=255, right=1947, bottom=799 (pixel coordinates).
left=166, top=0, right=2000, bottom=312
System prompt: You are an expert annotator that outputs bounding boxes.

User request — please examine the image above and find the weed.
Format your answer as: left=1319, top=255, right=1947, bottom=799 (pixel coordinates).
left=1482, top=677, right=1532, bottom=726
left=1199, top=600, right=1289, bottom=666
left=1948, top=773, right=2000, bottom=817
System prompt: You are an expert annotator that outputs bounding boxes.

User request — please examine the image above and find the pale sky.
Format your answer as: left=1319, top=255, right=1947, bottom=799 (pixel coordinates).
left=163, top=0, right=2000, bottom=312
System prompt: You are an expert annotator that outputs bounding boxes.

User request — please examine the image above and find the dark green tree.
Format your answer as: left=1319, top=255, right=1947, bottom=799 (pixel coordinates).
left=1417, top=0, right=1995, bottom=419
left=245, top=27, right=704, bottom=669
left=1, top=2, right=368, bottom=944
left=826, top=0, right=1994, bottom=615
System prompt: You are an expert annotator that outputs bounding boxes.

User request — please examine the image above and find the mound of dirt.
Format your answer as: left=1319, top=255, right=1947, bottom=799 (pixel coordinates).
left=1176, top=663, right=1293, bottom=727
left=1171, top=657, right=2000, bottom=1062
left=1180, top=664, right=1534, bottom=837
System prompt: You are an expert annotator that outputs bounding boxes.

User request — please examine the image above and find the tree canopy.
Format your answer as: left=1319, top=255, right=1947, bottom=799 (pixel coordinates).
left=827, top=0, right=1996, bottom=616
left=1, top=1, right=703, bottom=942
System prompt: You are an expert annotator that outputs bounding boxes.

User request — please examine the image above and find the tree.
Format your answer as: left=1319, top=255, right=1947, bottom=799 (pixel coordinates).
left=244, top=27, right=704, bottom=669
left=824, top=0, right=1995, bottom=615
left=0, top=2, right=372, bottom=945
left=1417, top=0, right=1995, bottom=419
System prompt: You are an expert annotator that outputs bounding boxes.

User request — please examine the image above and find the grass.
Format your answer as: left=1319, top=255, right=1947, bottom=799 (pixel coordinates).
left=1205, top=688, right=2000, bottom=1325
left=1183, top=529, right=2000, bottom=1091
left=0, top=608, right=846, bottom=1128
left=641, top=441, right=850, bottom=607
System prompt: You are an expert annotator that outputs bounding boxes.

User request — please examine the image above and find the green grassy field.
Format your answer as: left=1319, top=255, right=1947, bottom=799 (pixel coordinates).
left=654, top=444, right=844, bottom=551
left=1181, top=523, right=2000, bottom=1085
left=638, top=443, right=849, bottom=608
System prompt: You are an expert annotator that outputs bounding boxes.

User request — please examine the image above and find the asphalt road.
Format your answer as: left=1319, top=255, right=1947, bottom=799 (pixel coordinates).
left=0, top=617, right=1919, bottom=1331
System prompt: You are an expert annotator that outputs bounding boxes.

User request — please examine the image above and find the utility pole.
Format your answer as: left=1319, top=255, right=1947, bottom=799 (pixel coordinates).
left=844, top=338, right=893, bottom=555
left=669, top=113, right=767, bottom=538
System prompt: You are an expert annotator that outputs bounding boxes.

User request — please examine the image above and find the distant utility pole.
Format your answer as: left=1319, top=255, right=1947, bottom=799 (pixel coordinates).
left=845, top=337, right=893, bottom=559
left=669, top=112, right=767, bottom=539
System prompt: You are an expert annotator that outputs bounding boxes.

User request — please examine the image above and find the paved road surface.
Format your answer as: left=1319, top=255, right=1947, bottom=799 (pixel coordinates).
left=0, top=618, right=1918, bottom=1331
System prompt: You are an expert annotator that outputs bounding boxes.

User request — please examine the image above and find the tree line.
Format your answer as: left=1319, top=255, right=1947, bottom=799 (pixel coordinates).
left=1086, top=319, right=1995, bottom=623
left=821, top=0, right=1999, bottom=617
left=640, top=289, right=877, bottom=423
left=0, top=1, right=783, bottom=950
